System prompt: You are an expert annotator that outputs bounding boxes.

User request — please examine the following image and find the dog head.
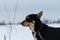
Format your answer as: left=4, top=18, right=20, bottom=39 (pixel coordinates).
left=21, top=11, right=43, bottom=30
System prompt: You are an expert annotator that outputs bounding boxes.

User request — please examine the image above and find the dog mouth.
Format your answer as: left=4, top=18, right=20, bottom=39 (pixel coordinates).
left=21, top=21, right=35, bottom=30
left=21, top=21, right=34, bottom=26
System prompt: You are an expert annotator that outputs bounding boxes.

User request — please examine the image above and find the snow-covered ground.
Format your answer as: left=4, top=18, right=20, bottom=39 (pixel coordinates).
left=0, top=24, right=60, bottom=40
left=47, top=23, right=60, bottom=28
left=0, top=25, right=34, bottom=40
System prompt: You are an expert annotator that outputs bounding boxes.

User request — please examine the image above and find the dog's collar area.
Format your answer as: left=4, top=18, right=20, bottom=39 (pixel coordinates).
left=37, top=31, right=44, bottom=40
left=32, top=31, right=44, bottom=40
left=32, top=25, right=44, bottom=40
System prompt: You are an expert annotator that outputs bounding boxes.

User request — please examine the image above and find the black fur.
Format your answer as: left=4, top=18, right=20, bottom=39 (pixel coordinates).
left=21, top=13, right=60, bottom=40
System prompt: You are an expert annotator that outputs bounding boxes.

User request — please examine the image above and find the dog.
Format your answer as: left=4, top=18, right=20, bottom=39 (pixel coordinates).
left=21, top=11, right=60, bottom=40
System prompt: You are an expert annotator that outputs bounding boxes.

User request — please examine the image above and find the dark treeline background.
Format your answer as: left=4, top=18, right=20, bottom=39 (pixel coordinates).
left=0, top=19, right=60, bottom=25
left=42, top=18, right=60, bottom=24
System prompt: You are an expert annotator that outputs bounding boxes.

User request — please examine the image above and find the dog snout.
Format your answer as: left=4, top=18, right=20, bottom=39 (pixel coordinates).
left=21, top=22, right=23, bottom=25
left=21, top=21, right=25, bottom=25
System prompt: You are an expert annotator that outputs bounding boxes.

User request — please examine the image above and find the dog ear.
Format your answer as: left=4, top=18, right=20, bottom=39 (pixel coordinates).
left=37, top=11, right=43, bottom=19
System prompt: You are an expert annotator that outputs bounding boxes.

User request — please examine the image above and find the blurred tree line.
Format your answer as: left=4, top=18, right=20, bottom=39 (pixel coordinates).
left=42, top=18, right=60, bottom=24
left=0, top=21, right=6, bottom=25
left=0, top=19, right=60, bottom=25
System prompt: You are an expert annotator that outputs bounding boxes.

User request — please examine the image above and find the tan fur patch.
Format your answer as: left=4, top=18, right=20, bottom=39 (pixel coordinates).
left=23, top=21, right=35, bottom=30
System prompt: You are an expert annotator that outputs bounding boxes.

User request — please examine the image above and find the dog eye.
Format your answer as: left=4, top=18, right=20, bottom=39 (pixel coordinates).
left=26, top=16, right=29, bottom=19
left=32, top=20, right=35, bottom=24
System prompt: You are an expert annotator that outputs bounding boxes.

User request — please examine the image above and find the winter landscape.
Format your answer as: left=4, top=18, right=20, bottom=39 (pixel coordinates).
left=0, top=0, right=60, bottom=40
left=0, top=24, right=60, bottom=40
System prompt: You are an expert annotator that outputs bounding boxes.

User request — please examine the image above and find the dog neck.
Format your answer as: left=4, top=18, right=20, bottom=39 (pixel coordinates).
left=30, top=27, right=35, bottom=32
left=34, top=20, right=43, bottom=32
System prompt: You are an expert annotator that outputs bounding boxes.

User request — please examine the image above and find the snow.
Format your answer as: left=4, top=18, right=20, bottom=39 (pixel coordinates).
left=0, top=25, right=34, bottom=40
left=0, top=24, right=60, bottom=40
left=47, top=23, right=60, bottom=28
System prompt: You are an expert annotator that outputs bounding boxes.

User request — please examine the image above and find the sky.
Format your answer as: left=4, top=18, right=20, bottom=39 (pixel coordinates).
left=0, top=0, right=60, bottom=23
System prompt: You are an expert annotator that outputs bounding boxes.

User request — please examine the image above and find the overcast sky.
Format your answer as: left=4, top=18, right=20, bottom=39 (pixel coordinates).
left=0, top=0, right=60, bottom=23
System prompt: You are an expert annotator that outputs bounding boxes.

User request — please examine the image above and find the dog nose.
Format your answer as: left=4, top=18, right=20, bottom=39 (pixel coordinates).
left=21, top=22, right=23, bottom=25
left=21, top=21, right=25, bottom=25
